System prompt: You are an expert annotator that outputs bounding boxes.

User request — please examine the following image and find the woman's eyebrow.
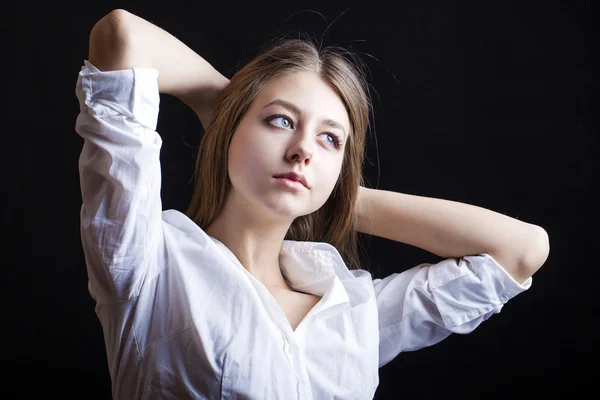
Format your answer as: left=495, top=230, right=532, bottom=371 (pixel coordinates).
left=263, top=99, right=302, bottom=115
left=263, top=98, right=347, bottom=138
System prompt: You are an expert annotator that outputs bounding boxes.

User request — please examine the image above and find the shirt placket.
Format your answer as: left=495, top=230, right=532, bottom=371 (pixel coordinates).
left=282, top=331, right=312, bottom=400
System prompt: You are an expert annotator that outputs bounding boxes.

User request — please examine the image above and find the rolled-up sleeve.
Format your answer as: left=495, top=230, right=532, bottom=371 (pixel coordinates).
left=74, top=60, right=166, bottom=304
left=374, top=253, right=532, bottom=368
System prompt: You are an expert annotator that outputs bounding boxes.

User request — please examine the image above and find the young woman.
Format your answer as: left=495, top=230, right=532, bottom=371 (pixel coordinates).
left=75, top=9, right=550, bottom=400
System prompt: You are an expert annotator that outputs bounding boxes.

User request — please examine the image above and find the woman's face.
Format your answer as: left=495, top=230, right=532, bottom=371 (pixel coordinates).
left=227, top=70, right=350, bottom=221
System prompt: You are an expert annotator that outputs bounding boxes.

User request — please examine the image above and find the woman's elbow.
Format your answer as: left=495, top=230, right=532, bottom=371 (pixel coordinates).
left=88, top=9, right=134, bottom=71
left=522, top=225, right=550, bottom=277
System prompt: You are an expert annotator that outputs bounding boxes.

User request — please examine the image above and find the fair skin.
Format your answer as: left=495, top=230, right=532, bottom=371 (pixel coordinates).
left=205, top=71, right=350, bottom=291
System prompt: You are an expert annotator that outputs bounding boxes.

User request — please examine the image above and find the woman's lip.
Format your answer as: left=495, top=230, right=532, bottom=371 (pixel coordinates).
left=274, top=177, right=308, bottom=191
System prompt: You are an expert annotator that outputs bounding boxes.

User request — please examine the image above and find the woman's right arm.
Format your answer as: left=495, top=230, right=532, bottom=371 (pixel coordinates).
left=77, top=10, right=225, bottom=303
left=89, top=8, right=229, bottom=130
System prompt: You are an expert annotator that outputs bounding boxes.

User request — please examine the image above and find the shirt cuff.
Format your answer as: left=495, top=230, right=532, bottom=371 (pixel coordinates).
left=428, top=253, right=532, bottom=329
left=75, top=60, right=161, bottom=130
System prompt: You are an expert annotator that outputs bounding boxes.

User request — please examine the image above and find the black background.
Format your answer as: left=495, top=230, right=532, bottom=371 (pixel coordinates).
left=4, top=0, right=595, bottom=398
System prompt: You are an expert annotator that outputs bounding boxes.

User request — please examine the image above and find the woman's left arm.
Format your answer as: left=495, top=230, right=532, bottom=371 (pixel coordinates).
left=355, top=187, right=550, bottom=284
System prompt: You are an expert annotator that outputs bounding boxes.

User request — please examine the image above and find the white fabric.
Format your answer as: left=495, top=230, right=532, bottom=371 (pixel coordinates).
left=74, top=60, right=532, bottom=400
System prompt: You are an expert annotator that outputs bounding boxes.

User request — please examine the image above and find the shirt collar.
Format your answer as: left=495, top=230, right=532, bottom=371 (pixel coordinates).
left=208, top=236, right=355, bottom=304
left=162, top=211, right=359, bottom=301
left=279, top=240, right=354, bottom=288
left=280, top=240, right=356, bottom=310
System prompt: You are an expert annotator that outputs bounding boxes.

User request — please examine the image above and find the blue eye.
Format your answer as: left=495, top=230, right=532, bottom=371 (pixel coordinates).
left=267, top=114, right=293, bottom=128
left=323, top=133, right=342, bottom=149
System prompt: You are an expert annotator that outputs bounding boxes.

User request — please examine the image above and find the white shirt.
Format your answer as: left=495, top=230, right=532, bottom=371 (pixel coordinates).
left=74, top=60, right=532, bottom=400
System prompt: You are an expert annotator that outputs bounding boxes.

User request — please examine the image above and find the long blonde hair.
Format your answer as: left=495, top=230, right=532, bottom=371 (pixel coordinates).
left=185, top=36, right=372, bottom=271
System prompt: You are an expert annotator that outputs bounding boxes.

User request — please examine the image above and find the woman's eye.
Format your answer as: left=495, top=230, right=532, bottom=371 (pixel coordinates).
left=323, top=133, right=341, bottom=148
left=269, top=115, right=292, bottom=128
